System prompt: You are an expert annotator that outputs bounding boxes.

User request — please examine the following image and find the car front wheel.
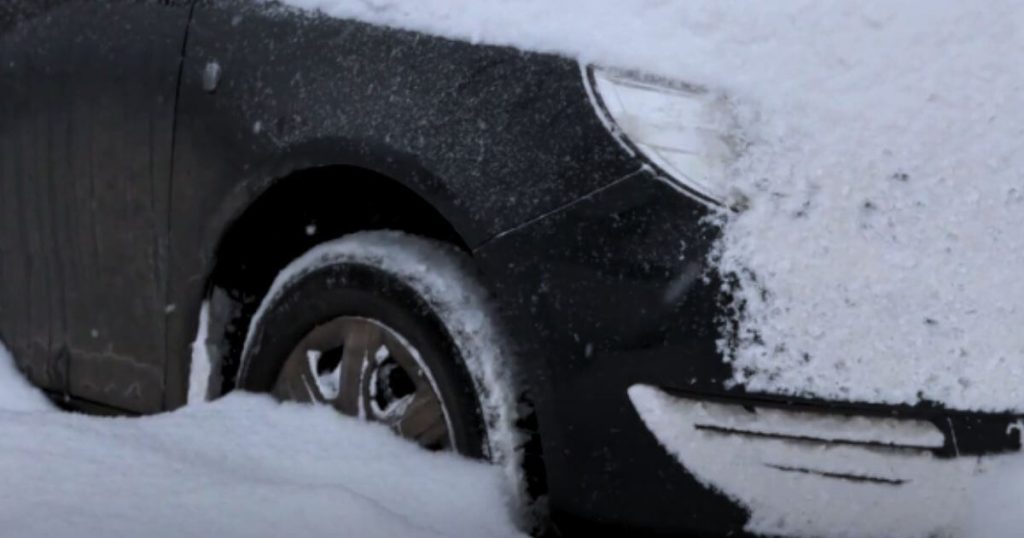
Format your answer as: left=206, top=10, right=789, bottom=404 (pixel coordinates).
left=236, top=231, right=516, bottom=460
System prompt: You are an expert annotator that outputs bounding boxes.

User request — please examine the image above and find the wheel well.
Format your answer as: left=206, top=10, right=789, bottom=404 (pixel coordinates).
left=205, top=165, right=470, bottom=395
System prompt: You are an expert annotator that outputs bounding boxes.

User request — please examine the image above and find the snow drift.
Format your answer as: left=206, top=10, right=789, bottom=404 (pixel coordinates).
left=0, top=347, right=521, bottom=538
left=278, top=0, right=1024, bottom=412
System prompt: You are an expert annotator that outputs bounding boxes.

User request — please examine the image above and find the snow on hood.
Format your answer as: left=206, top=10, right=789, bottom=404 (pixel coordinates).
left=279, top=0, right=1024, bottom=412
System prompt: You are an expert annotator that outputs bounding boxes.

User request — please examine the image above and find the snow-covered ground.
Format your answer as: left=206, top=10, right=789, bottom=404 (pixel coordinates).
left=0, top=344, right=522, bottom=538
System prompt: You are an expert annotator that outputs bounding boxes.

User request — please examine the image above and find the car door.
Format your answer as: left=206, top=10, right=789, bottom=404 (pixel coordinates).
left=0, top=0, right=193, bottom=412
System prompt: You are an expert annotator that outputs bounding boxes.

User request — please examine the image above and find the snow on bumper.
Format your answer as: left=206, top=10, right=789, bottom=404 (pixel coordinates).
left=627, top=384, right=1007, bottom=538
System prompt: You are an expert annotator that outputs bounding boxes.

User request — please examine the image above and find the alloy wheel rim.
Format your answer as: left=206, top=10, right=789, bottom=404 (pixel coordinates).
left=271, top=316, right=455, bottom=450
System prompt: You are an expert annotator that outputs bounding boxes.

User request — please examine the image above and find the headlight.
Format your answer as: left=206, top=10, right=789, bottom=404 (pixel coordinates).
left=583, top=65, right=740, bottom=207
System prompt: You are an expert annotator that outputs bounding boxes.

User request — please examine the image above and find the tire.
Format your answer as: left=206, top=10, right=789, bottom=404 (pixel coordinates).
left=237, top=231, right=517, bottom=461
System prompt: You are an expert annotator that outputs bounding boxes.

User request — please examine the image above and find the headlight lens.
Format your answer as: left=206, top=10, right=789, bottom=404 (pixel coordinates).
left=583, top=65, right=739, bottom=206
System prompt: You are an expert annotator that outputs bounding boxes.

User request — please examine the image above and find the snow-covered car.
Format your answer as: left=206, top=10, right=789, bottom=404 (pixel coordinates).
left=2, top=2, right=1020, bottom=537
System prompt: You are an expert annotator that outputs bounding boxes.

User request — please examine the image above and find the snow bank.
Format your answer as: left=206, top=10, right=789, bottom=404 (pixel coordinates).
left=0, top=336, right=519, bottom=537
left=278, top=0, right=1024, bottom=411
left=0, top=341, right=53, bottom=412
left=0, top=391, right=522, bottom=538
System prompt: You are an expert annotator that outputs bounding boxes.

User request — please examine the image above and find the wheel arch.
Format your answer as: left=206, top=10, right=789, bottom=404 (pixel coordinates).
left=187, top=148, right=480, bottom=403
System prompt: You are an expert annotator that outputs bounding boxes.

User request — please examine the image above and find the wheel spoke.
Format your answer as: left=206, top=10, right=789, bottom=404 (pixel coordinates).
left=392, top=386, right=449, bottom=448
left=335, top=320, right=381, bottom=417
left=271, top=357, right=317, bottom=403
left=271, top=321, right=346, bottom=403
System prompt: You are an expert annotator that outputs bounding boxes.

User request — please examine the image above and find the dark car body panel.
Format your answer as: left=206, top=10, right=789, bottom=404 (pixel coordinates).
left=1, top=0, right=192, bottom=412
left=2, top=1, right=1021, bottom=536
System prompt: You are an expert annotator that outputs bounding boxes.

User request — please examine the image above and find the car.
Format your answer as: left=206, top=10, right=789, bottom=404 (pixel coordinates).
left=2, top=2, right=1020, bottom=537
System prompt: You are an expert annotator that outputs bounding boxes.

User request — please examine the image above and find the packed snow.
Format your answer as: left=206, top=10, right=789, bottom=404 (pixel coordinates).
left=0, top=348, right=522, bottom=538
left=277, top=0, right=1024, bottom=412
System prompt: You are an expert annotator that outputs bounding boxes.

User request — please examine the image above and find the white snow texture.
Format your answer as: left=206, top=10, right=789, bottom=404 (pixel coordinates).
left=278, top=0, right=1024, bottom=412
left=187, top=301, right=213, bottom=405
left=0, top=346, right=522, bottom=538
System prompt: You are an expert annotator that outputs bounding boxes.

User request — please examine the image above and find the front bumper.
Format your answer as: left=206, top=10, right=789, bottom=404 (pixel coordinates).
left=631, top=385, right=1021, bottom=537
left=476, top=170, right=1021, bottom=536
